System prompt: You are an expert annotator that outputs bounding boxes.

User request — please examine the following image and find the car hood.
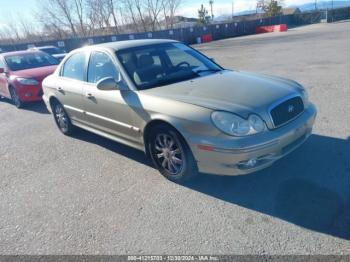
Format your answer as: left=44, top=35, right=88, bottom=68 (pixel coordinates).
left=142, top=70, right=303, bottom=117
left=12, top=65, right=57, bottom=82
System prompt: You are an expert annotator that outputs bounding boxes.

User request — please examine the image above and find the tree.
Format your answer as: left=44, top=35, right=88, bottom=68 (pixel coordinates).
left=198, top=4, right=210, bottom=25
left=122, top=0, right=147, bottom=32
left=146, top=0, right=163, bottom=31
left=257, top=0, right=283, bottom=17
left=86, top=0, right=115, bottom=34
left=37, top=0, right=79, bottom=37
left=0, top=0, right=184, bottom=44
left=162, top=0, right=182, bottom=29
left=107, top=0, right=121, bottom=34
left=73, top=0, right=87, bottom=36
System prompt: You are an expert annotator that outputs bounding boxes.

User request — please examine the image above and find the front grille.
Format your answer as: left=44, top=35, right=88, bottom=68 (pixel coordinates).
left=270, top=96, right=304, bottom=127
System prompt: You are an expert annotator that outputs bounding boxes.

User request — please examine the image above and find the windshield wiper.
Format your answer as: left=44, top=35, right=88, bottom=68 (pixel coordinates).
left=193, top=69, right=221, bottom=74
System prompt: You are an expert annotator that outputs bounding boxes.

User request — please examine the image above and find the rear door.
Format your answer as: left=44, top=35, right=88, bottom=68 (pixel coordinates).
left=55, top=51, right=88, bottom=123
left=82, top=50, right=139, bottom=142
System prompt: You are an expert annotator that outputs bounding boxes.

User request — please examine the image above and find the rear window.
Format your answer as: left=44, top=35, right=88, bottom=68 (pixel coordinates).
left=41, top=47, right=65, bottom=55
left=5, top=52, right=59, bottom=71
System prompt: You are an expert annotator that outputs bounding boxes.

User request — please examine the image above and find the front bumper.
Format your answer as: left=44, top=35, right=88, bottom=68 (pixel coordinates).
left=16, top=84, right=43, bottom=102
left=189, top=104, right=317, bottom=176
left=42, top=94, right=52, bottom=113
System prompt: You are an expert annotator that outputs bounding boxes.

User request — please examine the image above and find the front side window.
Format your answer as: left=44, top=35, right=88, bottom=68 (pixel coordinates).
left=88, top=51, right=119, bottom=83
left=0, top=58, right=5, bottom=70
left=5, top=52, right=59, bottom=71
left=116, top=43, right=222, bottom=90
left=62, top=52, right=86, bottom=81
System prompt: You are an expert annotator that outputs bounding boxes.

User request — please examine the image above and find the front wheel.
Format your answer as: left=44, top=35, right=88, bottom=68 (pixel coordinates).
left=52, top=101, right=74, bottom=135
left=9, top=87, right=23, bottom=108
left=148, top=125, right=198, bottom=183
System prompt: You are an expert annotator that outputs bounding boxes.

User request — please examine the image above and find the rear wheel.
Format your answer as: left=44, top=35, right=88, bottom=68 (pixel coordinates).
left=52, top=101, right=74, bottom=135
left=9, top=87, right=23, bottom=108
left=148, top=124, right=198, bottom=182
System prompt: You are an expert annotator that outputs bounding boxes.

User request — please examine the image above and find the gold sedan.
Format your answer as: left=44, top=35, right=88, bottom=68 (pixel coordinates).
left=42, top=39, right=316, bottom=182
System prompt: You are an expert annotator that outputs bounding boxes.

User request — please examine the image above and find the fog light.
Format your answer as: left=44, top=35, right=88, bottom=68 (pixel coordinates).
left=25, top=92, right=32, bottom=97
left=237, top=158, right=259, bottom=169
left=246, top=158, right=258, bottom=167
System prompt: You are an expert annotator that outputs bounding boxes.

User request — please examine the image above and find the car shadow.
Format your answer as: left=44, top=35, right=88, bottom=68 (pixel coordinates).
left=0, top=98, right=49, bottom=114
left=70, top=131, right=350, bottom=240
left=23, top=101, right=50, bottom=114
left=71, top=128, right=152, bottom=167
left=183, top=134, right=350, bottom=240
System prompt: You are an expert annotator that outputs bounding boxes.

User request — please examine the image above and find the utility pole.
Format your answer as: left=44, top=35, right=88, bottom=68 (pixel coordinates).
left=315, top=0, right=317, bottom=10
left=331, top=0, right=334, bottom=22
left=232, top=1, right=234, bottom=20
left=209, top=0, right=214, bottom=21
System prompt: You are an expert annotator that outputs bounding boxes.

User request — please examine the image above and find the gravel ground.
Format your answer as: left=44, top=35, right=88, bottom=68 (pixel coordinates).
left=0, top=22, right=350, bottom=255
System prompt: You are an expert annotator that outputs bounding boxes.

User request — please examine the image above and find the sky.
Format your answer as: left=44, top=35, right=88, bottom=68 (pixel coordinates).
left=0, top=0, right=343, bottom=29
left=179, top=0, right=318, bottom=17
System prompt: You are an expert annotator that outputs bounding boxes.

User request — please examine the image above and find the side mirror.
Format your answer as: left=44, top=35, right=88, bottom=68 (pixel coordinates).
left=0, top=68, right=4, bottom=74
left=97, top=77, right=120, bottom=91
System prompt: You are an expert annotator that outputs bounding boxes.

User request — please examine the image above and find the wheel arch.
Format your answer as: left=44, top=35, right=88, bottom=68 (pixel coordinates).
left=8, top=83, right=15, bottom=94
left=49, top=96, right=62, bottom=110
left=143, top=118, right=189, bottom=155
left=2, top=83, right=14, bottom=99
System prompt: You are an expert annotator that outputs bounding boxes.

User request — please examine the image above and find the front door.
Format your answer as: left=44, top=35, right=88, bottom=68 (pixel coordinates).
left=82, top=51, right=139, bottom=143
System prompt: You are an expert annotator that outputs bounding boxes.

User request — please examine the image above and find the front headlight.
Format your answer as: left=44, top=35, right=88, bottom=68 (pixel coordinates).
left=211, top=111, right=266, bottom=136
left=300, top=89, right=309, bottom=106
left=17, top=78, right=39, bottom=85
left=294, top=82, right=309, bottom=106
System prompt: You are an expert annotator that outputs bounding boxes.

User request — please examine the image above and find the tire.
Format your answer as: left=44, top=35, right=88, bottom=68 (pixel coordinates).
left=147, top=124, right=198, bottom=183
left=51, top=101, right=74, bottom=135
left=9, top=87, right=23, bottom=108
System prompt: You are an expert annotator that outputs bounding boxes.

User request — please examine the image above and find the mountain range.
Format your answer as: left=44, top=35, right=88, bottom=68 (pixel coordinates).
left=296, top=0, right=350, bottom=11
left=214, top=0, right=350, bottom=21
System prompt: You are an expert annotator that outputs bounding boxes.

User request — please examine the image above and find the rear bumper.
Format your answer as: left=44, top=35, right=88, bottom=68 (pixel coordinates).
left=188, top=104, right=317, bottom=176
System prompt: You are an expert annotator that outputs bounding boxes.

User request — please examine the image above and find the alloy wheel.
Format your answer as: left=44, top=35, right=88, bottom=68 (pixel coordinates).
left=54, top=104, right=69, bottom=132
left=10, top=88, right=22, bottom=108
left=154, top=133, right=184, bottom=176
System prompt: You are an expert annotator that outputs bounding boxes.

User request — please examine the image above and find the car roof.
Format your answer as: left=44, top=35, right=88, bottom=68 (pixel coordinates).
left=0, top=50, right=44, bottom=57
left=88, top=39, right=179, bottom=52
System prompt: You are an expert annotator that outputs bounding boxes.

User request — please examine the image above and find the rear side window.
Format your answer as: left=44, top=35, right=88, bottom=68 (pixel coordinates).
left=88, top=51, right=119, bottom=83
left=62, top=52, right=86, bottom=81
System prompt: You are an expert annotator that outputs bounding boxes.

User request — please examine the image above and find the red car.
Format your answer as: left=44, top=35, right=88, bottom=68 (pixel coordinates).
left=0, top=50, right=59, bottom=108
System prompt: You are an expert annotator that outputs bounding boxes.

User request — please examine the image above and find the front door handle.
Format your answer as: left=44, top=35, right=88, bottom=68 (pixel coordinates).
left=85, top=93, right=94, bottom=99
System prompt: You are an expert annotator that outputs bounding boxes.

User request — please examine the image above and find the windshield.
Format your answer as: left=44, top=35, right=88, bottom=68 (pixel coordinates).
left=41, top=47, right=65, bottom=55
left=5, top=52, right=59, bottom=71
left=116, top=43, right=222, bottom=90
